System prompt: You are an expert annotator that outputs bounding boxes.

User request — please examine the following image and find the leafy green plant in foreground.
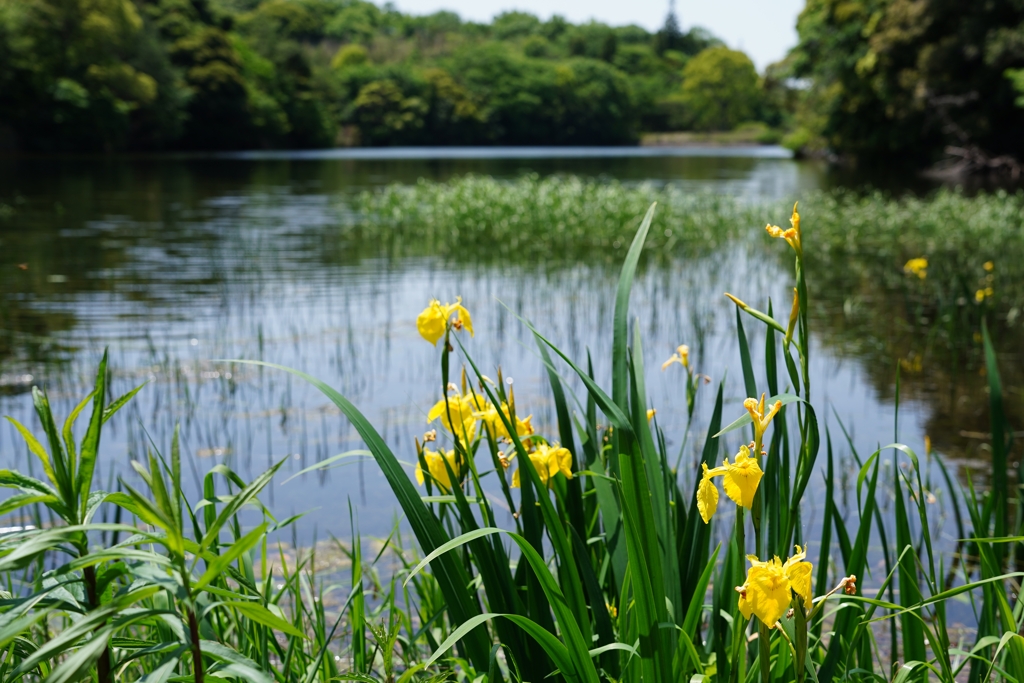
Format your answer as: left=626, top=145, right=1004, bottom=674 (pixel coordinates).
left=2, top=197, right=1024, bottom=681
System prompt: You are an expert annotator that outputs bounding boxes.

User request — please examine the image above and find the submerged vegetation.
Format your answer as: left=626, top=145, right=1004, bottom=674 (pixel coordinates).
left=2, top=198, right=1024, bottom=681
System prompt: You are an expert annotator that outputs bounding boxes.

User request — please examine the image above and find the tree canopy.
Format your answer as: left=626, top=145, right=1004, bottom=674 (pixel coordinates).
left=0, top=0, right=767, bottom=151
left=787, top=0, right=1024, bottom=167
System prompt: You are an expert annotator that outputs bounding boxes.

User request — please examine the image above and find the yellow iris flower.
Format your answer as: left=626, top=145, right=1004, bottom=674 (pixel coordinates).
left=511, top=444, right=573, bottom=488
left=736, top=546, right=813, bottom=628
left=696, top=445, right=764, bottom=523
left=417, top=297, right=474, bottom=345
left=477, top=402, right=534, bottom=444
left=661, top=344, right=690, bottom=371
left=427, top=390, right=485, bottom=442
left=903, top=258, right=928, bottom=280
left=744, top=393, right=782, bottom=445
left=766, top=202, right=802, bottom=256
left=415, top=448, right=462, bottom=492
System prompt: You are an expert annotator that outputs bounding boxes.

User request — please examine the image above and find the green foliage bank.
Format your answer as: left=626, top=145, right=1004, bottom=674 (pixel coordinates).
left=786, top=0, right=1024, bottom=168
left=0, top=0, right=780, bottom=151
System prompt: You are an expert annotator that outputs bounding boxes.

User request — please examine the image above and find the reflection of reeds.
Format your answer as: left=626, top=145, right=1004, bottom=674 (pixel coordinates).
left=794, top=189, right=1024, bottom=464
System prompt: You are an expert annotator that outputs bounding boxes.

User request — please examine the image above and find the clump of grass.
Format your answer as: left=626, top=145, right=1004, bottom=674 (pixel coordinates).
left=804, top=188, right=1024, bottom=316
left=345, top=173, right=761, bottom=256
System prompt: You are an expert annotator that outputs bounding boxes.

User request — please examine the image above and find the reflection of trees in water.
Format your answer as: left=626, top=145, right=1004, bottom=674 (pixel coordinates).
left=805, top=253, right=1023, bottom=483
left=0, top=156, right=782, bottom=370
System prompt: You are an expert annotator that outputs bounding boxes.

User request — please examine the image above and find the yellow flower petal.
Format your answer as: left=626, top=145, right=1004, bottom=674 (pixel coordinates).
left=721, top=445, right=763, bottom=509
left=697, top=464, right=720, bottom=524
left=743, top=393, right=782, bottom=443
left=743, top=559, right=791, bottom=627
left=661, top=344, right=690, bottom=371
left=416, top=298, right=473, bottom=345
left=417, top=448, right=461, bottom=491
left=903, top=258, right=928, bottom=280
left=552, top=446, right=573, bottom=479
left=453, top=303, right=474, bottom=337
left=428, top=393, right=478, bottom=443
left=783, top=545, right=814, bottom=609
left=416, top=300, right=447, bottom=345
left=513, top=448, right=561, bottom=489
left=738, top=549, right=815, bottom=627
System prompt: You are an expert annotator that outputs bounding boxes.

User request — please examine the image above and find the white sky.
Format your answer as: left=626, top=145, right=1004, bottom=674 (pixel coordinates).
left=390, top=0, right=806, bottom=71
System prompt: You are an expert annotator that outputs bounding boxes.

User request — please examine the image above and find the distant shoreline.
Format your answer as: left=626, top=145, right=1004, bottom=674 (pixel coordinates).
left=640, top=128, right=783, bottom=148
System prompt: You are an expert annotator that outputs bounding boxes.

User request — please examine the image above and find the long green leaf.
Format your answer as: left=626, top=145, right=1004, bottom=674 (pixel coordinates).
left=219, top=601, right=306, bottom=638
left=76, top=350, right=108, bottom=516
left=194, top=522, right=268, bottom=591
left=613, top=202, right=657, bottom=415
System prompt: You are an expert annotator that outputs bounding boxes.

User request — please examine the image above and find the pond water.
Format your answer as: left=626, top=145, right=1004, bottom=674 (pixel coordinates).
left=0, top=148, right=979, bottom=559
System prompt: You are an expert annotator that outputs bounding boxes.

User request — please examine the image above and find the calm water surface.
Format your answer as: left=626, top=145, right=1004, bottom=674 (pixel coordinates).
left=0, top=149, right=973, bottom=556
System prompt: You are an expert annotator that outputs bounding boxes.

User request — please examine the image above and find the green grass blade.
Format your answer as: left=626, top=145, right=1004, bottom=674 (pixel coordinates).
left=425, top=613, right=574, bottom=680
left=194, top=522, right=268, bottom=592
left=735, top=306, right=757, bottom=400
left=76, top=350, right=108, bottom=516
left=220, top=601, right=306, bottom=639
left=982, top=321, right=1008, bottom=541
left=612, top=202, right=657, bottom=415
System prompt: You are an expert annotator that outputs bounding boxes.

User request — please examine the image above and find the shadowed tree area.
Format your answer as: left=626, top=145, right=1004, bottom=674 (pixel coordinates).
left=785, top=0, right=1024, bottom=170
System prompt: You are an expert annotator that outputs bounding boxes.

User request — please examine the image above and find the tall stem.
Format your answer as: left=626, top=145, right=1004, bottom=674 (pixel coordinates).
left=83, top=564, right=112, bottom=683
left=182, top=567, right=204, bottom=683
left=758, top=621, right=771, bottom=683
left=188, top=607, right=205, bottom=683
left=732, top=508, right=747, bottom=683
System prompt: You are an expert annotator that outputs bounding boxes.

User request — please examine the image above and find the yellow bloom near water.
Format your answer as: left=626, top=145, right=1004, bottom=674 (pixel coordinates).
left=736, top=546, right=814, bottom=628
left=744, top=393, right=782, bottom=444
left=477, top=401, right=534, bottom=444
left=417, top=297, right=474, bottom=345
left=903, top=257, right=928, bottom=280
left=415, top=447, right=462, bottom=492
left=427, top=391, right=485, bottom=442
left=661, top=344, right=690, bottom=371
left=697, top=445, right=764, bottom=523
left=511, top=443, right=573, bottom=488
left=765, top=202, right=802, bottom=256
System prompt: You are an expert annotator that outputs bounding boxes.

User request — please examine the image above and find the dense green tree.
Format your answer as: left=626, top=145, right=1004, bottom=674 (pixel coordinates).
left=0, top=0, right=167, bottom=150
left=0, top=0, right=767, bottom=150
left=491, top=11, right=540, bottom=40
left=679, top=46, right=761, bottom=131
left=444, top=42, right=636, bottom=144
left=789, top=0, right=1024, bottom=166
